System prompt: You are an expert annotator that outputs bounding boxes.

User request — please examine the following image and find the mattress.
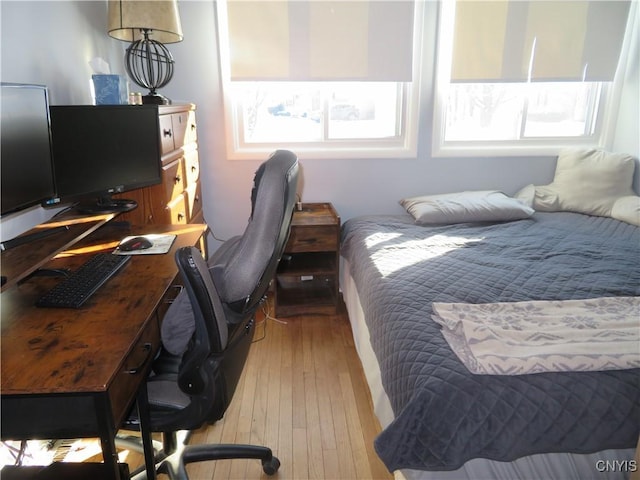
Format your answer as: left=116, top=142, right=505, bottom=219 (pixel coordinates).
left=340, top=212, right=640, bottom=475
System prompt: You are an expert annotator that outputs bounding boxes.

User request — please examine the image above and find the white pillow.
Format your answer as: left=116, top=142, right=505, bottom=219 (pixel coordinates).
left=400, top=190, right=534, bottom=225
left=514, top=184, right=535, bottom=208
left=611, top=195, right=640, bottom=226
left=533, top=149, right=635, bottom=217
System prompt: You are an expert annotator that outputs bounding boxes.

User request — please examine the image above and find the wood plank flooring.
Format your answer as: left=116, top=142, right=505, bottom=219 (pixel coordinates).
left=183, top=299, right=392, bottom=479
left=0, top=300, right=392, bottom=479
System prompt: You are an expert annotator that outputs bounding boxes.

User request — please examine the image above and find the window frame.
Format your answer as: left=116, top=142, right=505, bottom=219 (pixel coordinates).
left=217, top=1, right=425, bottom=161
left=431, top=0, right=634, bottom=158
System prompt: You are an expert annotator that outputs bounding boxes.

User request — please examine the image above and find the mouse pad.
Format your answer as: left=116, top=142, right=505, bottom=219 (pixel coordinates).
left=114, top=234, right=177, bottom=255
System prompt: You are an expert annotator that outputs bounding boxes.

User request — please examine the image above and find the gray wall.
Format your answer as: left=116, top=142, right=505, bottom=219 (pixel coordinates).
left=1, top=1, right=638, bottom=247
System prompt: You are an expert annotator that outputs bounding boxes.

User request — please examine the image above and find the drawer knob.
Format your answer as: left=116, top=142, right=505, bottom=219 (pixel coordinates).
left=163, top=129, right=173, bottom=137
left=174, top=174, right=181, bottom=183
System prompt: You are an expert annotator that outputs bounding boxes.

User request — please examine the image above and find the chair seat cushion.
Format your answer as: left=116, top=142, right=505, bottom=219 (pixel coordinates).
left=160, top=236, right=243, bottom=356
left=147, top=376, right=191, bottom=410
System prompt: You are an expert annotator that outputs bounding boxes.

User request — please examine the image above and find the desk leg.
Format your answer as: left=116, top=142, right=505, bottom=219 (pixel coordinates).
left=137, top=385, right=157, bottom=480
left=94, top=395, right=122, bottom=480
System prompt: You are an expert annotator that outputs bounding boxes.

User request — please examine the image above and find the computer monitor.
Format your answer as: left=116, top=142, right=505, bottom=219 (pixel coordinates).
left=48, top=105, right=163, bottom=213
left=1, top=83, right=57, bottom=216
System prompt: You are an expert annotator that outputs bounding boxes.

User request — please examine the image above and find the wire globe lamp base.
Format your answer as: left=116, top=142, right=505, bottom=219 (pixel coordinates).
left=125, top=31, right=175, bottom=104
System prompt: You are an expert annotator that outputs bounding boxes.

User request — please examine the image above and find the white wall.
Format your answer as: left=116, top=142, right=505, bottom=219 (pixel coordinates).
left=2, top=1, right=638, bottom=249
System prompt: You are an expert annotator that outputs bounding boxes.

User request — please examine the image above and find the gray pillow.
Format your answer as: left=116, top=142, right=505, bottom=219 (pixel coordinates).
left=400, top=190, right=534, bottom=225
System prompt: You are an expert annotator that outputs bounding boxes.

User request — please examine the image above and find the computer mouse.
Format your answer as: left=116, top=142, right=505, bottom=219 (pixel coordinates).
left=119, top=236, right=153, bottom=251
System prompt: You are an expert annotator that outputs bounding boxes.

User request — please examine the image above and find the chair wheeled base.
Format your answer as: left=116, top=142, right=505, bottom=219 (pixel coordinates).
left=121, top=431, right=280, bottom=480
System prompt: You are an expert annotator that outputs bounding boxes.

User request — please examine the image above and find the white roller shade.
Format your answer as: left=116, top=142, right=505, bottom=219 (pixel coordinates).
left=225, top=0, right=415, bottom=81
left=451, top=0, right=631, bottom=82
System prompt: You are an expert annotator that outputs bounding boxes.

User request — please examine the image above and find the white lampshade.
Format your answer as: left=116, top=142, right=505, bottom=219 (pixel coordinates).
left=108, top=0, right=183, bottom=44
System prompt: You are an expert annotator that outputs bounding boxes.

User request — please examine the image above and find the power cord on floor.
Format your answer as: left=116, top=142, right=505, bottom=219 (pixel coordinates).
left=262, top=295, right=288, bottom=325
left=252, top=295, right=288, bottom=344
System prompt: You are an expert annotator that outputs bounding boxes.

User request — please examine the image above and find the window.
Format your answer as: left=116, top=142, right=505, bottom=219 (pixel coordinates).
left=217, top=1, right=421, bottom=159
left=433, top=0, right=633, bottom=157
left=443, top=82, right=601, bottom=142
left=231, top=81, right=404, bottom=145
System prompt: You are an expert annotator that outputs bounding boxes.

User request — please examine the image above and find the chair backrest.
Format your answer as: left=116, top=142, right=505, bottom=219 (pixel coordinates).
left=173, top=150, right=299, bottom=411
left=209, top=149, right=299, bottom=314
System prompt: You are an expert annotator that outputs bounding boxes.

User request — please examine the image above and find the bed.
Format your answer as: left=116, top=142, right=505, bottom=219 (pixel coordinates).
left=340, top=210, right=639, bottom=480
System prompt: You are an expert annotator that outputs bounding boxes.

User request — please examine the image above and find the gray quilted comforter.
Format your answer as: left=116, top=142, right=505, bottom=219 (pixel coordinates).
left=340, top=212, right=640, bottom=472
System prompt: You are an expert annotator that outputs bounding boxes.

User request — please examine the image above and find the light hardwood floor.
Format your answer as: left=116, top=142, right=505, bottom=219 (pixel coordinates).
left=184, top=299, right=392, bottom=480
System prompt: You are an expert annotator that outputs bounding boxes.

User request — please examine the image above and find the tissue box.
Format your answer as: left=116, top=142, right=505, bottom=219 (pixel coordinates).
left=92, top=74, right=128, bottom=105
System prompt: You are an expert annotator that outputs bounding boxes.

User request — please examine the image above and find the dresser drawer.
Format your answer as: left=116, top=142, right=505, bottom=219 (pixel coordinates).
left=166, top=194, right=189, bottom=225
left=285, top=225, right=339, bottom=253
left=184, top=150, right=200, bottom=186
left=186, top=182, right=202, bottom=221
left=162, top=159, right=186, bottom=202
left=159, top=114, right=175, bottom=155
left=184, top=110, right=197, bottom=145
left=172, top=110, right=197, bottom=148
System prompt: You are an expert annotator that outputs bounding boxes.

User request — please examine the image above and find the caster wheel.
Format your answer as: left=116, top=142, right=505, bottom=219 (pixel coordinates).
left=262, top=456, right=281, bottom=475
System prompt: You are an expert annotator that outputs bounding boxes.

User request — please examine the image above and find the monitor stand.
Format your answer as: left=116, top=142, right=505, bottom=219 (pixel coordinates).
left=76, top=196, right=138, bottom=214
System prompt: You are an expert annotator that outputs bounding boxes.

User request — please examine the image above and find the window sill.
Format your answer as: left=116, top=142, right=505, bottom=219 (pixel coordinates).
left=431, top=138, right=605, bottom=158
left=227, top=142, right=418, bottom=161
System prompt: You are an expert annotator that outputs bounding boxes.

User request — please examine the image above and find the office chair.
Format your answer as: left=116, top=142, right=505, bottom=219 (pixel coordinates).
left=122, top=150, right=299, bottom=479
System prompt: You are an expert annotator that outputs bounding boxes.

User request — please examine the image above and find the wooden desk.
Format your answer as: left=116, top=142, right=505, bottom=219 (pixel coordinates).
left=1, top=221, right=207, bottom=479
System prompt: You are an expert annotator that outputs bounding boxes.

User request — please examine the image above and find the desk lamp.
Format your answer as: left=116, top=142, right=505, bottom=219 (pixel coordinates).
left=107, top=0, right=183, bottom=105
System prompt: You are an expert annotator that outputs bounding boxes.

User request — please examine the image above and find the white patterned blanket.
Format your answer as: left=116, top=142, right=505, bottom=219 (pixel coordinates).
left=432, top=296, right=640, bottom=375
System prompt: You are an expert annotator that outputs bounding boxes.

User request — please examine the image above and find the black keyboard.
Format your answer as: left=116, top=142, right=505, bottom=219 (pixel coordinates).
left=36, top=253, right=131, bottom=308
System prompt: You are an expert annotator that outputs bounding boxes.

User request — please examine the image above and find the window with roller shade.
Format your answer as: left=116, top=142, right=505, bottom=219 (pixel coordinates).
left=217, top=0, right=422, bottom=159
left=433, top=0, right=633, bottom=156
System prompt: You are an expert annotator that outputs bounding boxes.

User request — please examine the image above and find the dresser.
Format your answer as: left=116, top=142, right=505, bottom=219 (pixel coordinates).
left=116, top=104, right=203, bottom=226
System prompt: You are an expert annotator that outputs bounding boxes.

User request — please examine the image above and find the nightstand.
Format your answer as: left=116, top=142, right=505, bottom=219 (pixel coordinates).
left=274, top=203, right=341, bottom=316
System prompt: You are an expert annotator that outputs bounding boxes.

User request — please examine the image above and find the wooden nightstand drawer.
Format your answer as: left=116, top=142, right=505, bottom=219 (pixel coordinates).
left=285, top=226, right=338, bottom=253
